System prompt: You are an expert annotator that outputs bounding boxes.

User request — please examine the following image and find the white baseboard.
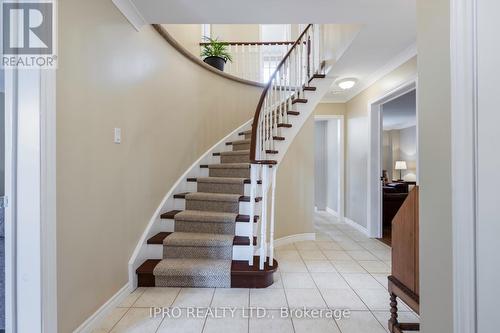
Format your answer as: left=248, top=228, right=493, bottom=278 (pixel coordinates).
left=322, top=209, right=369, bottom=236
left=325, top=207, right=339, bottom=216
left=73, top=284, right=130, bottom=333
left=343, top=217, right=369, bottom=236
left=274, top=233, right=316, bottom=248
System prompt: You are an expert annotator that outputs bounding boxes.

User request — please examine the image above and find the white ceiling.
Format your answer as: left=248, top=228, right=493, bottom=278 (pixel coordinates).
left=122, top=0, right=417, bottom=102
left=382, top=89, right=416, bottom=130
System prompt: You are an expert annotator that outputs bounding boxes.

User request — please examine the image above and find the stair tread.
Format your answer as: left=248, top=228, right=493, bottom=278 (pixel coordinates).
left=137, top=256, right=278, bottom=276
left=174, top=192, right=262, bottom=202
left=137, top=257, right=278, bottom=287
left=227, top=139, right=250, bottom=145
left=147, top=232, right=256, bottom=246
left=219, top=150, right=250, bottom=156
left=207, top=163, right=250, bottom=169
left=232, top=256, right=279, bottom=275
left=147, top=232, right=173, bottom=244
left=160, top=210, right=182, bottom=219
left=161, top=209, right=259, bottom=222
left=196, top=177, right=247, bottom=184
left=292, top=98, right=308, bottom=104
left=309, top=74, right=326, bottom=83
left=251, top=160, right=278, bottom=165
left=187, top=177, right=262, bottom=185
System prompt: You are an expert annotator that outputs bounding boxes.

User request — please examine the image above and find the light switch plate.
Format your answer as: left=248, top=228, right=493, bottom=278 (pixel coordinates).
left=114, top=128, right=121, bottom=144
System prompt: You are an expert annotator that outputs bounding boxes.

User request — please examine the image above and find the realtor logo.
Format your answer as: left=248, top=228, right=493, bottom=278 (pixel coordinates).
left=2, top=1, right=57, bottom=68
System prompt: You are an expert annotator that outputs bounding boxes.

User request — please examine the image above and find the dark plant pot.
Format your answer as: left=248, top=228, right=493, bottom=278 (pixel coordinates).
left=203, top=56, right=226, bottom=71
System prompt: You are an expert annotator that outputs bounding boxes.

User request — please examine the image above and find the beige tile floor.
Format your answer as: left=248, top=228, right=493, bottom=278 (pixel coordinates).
left=93, top=211, right=419, bottom=333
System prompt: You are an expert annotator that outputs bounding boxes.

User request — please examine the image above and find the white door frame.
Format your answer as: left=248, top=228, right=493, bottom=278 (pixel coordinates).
left=314, top=115, right=345, bottom=220
left=4, top=67, right=57, bottom=333
left=367, top=78, right=417, bottom=238
left=450, top=0, right=478, bottom=332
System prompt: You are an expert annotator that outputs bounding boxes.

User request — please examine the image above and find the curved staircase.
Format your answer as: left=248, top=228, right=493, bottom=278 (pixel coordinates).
left=134, top=24, right=333, bottom=289
left=136, top=135, right=277, bottom=288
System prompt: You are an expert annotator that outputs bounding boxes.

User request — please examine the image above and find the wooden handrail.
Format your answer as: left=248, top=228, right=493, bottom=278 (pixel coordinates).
left=199, top=41, right=296, bottom=46
left=249, top=24, right=313, bottom=162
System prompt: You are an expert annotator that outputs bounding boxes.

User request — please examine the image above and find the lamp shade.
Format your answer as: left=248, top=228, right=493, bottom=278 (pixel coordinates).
left=395, top=160, right=407, bottom=170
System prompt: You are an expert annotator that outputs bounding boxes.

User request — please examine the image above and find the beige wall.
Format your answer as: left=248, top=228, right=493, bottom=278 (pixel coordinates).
left=57, top=1, right=262, bottom=332
left=275, top=115, right=315, bottom=238
left=211, top=24, right=260, bottom=42
left=163, top=24, right=202, bottom=56
left=314, top=103, right=346, bottom=116
left=344, top=57, right=417, bottom=227
left=416, top=0, right=453, bottom=331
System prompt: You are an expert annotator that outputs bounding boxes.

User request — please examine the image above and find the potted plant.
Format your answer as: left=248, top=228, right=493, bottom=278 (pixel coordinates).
left=200, top=36, right=232, bottom=71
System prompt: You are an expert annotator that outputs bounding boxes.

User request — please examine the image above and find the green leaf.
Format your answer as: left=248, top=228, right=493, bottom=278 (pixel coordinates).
left=200, top=36, right=233, bottom=62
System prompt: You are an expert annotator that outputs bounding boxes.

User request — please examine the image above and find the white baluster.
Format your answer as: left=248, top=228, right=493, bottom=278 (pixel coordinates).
left=234, top=44, right=238, bottom=77
left=260, top=166, right=269, bottom=270
left=268, top=166, right=277, bottom=266
left=249, top=164, right=258, bottom=265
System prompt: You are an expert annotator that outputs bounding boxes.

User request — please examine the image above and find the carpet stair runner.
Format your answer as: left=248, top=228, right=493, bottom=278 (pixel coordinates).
left=151, top=132, right=265, bottom=288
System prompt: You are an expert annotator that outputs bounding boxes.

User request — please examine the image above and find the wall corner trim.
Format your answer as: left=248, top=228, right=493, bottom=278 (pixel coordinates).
left=274, top=233, right=316, bottom=248
left=450, top=0, right=478, bottom=332
left=112, top=0, right=146, bottom=31
left=73, top=284, right=130, bottom=333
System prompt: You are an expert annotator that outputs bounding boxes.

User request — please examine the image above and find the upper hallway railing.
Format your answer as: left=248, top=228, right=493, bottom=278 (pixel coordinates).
left=199, top=41, right=296, bottom=83
left=153, top=24, right=265, bottom=88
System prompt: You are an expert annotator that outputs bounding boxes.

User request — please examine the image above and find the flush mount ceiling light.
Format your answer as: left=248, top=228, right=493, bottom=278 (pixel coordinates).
left=336, top=78, right=358, bottom=90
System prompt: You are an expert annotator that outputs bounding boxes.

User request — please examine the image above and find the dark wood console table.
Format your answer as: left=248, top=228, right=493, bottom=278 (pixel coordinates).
left=388, top=186, right=420, bottom=332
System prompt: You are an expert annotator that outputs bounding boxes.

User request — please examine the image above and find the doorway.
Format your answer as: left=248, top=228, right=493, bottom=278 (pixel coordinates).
left=379, top=90, right=417, bottom=245
left=367, top=79, right=418, bottom=241
left=314, top=115, right=344, bottom=220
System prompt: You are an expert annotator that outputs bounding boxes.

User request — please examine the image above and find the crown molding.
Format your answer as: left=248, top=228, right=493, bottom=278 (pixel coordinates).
left=112, top=0, right=146, bottom=31
left=343, top=42, right=417, bottom=102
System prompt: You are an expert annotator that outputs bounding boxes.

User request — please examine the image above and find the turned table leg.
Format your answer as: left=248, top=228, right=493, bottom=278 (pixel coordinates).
left=388, top=292, right=399, bottom=333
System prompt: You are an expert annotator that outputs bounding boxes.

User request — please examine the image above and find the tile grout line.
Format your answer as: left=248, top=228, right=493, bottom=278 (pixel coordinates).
left=107, top=287, right=147, bottom=333
left=300, top=241, right=345, bottom=333
left=316, top=213, right=393, bottom=332
left=155, top=287, right=183, bottom=333
left=200, top=288, right=217, bottom=333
